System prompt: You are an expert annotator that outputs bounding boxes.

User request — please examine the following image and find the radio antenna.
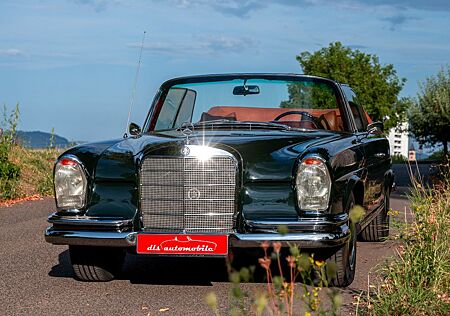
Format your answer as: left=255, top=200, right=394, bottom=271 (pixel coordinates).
left=124, top=31, right=146, bottom=138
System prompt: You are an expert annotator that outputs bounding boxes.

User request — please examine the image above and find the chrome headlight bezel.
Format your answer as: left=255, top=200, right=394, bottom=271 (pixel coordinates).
left=54, top=155, right=87, bottom=210
left=295, top=156, right=332, bottom=212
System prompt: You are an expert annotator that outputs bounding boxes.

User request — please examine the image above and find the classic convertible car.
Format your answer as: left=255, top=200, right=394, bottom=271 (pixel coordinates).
left=45, top=74, right=393, bottom=287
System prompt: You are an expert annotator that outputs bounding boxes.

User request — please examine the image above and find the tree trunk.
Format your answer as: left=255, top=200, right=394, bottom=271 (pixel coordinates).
left=443, top=140, right=449, bottom=164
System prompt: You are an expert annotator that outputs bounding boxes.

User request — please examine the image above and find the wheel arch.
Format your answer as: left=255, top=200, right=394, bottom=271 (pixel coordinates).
left=344, top=175, right=364, bottom=212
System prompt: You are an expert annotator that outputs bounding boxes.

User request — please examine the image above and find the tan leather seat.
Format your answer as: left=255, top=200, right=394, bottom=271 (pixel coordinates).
left=204, top=106, right=344, bottom=131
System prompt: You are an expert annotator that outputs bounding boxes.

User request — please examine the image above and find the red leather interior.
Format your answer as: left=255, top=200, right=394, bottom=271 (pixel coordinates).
left=203, top=106, right=345, bottom=131
left=364, top=110, right=372, bottom=123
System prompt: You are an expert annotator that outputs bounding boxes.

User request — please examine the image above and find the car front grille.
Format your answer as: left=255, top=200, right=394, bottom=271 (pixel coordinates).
left=140, top=150, right=237, bottom=233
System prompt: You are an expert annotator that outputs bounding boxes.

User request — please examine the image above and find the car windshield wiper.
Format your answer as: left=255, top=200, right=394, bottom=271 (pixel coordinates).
left=192, top=120, right=291, bottom=131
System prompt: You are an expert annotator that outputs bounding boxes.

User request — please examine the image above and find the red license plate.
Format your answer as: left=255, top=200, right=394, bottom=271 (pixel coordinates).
left=137, top=234, right=228, bottom=255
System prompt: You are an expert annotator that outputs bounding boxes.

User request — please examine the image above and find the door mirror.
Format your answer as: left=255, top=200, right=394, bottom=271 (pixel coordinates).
left=129, top=122, right=141, bottom=136
left=367, top=121, right=384, bottom=135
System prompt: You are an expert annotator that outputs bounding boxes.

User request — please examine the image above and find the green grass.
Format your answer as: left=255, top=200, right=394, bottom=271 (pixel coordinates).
left=368, top=177, right=450, bottom=315
left=6, top=145, right=61, bottom=199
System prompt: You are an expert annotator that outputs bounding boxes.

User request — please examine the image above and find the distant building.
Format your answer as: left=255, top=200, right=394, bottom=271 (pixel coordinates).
left=387, top=122, right=409, bottom=159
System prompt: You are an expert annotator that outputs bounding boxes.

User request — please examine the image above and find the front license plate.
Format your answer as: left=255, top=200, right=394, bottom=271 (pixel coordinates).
left=137, top=234, right=228, bottom=255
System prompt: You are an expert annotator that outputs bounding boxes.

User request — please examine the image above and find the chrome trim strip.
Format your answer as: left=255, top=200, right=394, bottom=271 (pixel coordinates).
left=184, top=213, right=235, bottom=216
left=141, top=198, right=235, bottom=202
left=245, top=213, right=349, bottom=228
left=139, top=183, right=236, bottom=187
left=48, top=213, right=132, bottom=228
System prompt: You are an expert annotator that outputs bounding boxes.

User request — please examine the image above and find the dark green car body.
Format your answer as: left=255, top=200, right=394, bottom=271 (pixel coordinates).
left=45, top=74, right=393, bottom=284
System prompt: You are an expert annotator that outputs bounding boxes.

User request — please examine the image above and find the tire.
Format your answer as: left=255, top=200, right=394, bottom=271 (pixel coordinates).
left=326, top=193, right=357, bottom=287
left=69, top=246, right=125, bottom=282
left=359, top=188, right=390, bottom=242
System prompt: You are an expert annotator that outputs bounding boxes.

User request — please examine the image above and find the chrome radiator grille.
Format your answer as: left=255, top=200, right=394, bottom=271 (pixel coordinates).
left=140, top=152, right=236, bottom=233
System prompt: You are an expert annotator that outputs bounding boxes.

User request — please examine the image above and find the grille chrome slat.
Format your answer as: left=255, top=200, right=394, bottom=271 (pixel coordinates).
left=140, top=148, right=236, bottom=233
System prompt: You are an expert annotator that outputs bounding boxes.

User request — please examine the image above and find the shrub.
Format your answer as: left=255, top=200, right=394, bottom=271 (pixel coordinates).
left=391, top=153, right=407, bottom=163
left=0, top=104, right=61, bottom=201
left=0, top=104, right=20, bottom=200
left=368, top=175, right=450, bottom=315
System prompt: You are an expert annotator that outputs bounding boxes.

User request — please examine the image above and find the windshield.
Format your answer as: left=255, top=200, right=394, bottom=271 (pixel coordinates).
left=149, top=77, right=347, bottom=132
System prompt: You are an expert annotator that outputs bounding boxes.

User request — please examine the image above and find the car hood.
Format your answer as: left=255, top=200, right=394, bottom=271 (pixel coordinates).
left=93, top=129, right=342, bottom=183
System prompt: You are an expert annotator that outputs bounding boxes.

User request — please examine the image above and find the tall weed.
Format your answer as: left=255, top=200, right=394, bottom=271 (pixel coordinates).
left=0, top=104, right=20, bottom=199
left=206, top=242, right=343, bottom=316
left=368, top=171, right=450, bottom=315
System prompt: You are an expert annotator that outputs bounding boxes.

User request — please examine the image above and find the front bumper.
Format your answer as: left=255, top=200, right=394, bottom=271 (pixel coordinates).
left=45, top=213, right=350, bottom=249
left=45, top=228, right=349, bottom=249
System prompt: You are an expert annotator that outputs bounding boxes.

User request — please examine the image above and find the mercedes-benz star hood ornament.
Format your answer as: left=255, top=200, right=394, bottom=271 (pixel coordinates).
left=179, top=122, right=194, bottom=145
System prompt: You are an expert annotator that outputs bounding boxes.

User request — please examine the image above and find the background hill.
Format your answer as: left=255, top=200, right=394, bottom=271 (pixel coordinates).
left=15, top=131, right=71, bottom=149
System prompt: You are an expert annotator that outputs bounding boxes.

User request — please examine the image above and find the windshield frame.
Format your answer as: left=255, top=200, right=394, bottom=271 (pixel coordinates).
left=143, top=74, right=353, bottom=133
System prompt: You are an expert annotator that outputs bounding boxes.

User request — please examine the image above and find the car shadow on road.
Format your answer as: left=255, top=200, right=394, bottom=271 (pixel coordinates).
left=48, top=250, right=73, bottom=278
left=48, top=250, right=230, bottom=286
left=123, top=254, right=230, bottom=285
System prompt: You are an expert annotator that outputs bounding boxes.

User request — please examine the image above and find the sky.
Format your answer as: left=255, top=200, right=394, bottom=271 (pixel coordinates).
left=0, top=0, right=449, bottom=142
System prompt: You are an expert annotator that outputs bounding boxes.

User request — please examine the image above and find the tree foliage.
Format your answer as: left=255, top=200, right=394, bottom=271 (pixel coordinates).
left=408, top=66, right=450, bottom=161
left=296, top=42, right=407, bottom=129
left=280, top=81, right=337, bottom=109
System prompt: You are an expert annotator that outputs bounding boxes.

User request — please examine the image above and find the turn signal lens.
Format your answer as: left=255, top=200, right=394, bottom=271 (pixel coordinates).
left=296, top=157, right=331, bottom=211
left=54, top=156, right=87, bottom=209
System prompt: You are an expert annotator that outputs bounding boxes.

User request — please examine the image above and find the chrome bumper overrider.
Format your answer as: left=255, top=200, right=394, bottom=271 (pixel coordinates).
left=230, top=230, right=350, bottom=248
left=45, top=227, right=138, bottom=247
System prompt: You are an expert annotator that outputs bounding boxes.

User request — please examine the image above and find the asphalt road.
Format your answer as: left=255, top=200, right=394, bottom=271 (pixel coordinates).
left=0, top=197, right=409, bottom=315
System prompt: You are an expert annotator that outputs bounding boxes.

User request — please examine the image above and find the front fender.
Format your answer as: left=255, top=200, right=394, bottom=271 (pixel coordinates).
left=344, top=175, right=365, bottom=210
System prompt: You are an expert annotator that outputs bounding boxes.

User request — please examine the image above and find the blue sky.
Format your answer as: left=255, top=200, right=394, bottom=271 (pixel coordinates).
left=0, top=0, right=449, bottom=141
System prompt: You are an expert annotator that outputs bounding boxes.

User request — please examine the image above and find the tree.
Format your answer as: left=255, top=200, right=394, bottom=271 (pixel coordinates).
left=408, top=66, right=450, bottom=162
left=296, top=42, right=407, bottom=129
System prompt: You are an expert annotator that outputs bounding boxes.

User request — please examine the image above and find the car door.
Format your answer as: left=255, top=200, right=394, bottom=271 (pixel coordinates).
left=342, top=86, right=389, bottom=213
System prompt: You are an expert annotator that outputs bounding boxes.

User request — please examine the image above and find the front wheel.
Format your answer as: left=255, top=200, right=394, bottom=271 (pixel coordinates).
left=69, top=246, right=125, bottom=282
left=326, top=193, right=357, bottom=287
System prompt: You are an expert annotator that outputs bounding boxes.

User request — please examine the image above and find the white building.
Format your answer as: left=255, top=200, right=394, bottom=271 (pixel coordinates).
left=387, top=122, right=409, bottom=159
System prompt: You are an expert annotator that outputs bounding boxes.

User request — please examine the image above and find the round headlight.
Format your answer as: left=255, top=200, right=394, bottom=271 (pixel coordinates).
left=54, top=156, right=87, bottom=209
left=295, top=156, right=331, bottom=212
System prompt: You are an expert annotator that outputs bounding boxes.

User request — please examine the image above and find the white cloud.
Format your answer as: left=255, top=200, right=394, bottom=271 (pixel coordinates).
left=127, top=35, right=258, bottom=56
left=0, top=49, right=25, bottom=57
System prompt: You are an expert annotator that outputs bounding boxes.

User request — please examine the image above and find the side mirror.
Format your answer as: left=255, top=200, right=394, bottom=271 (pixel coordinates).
left=129, top=122, right=141, bottom=136
left=367, top=121, right=384, bottom=135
